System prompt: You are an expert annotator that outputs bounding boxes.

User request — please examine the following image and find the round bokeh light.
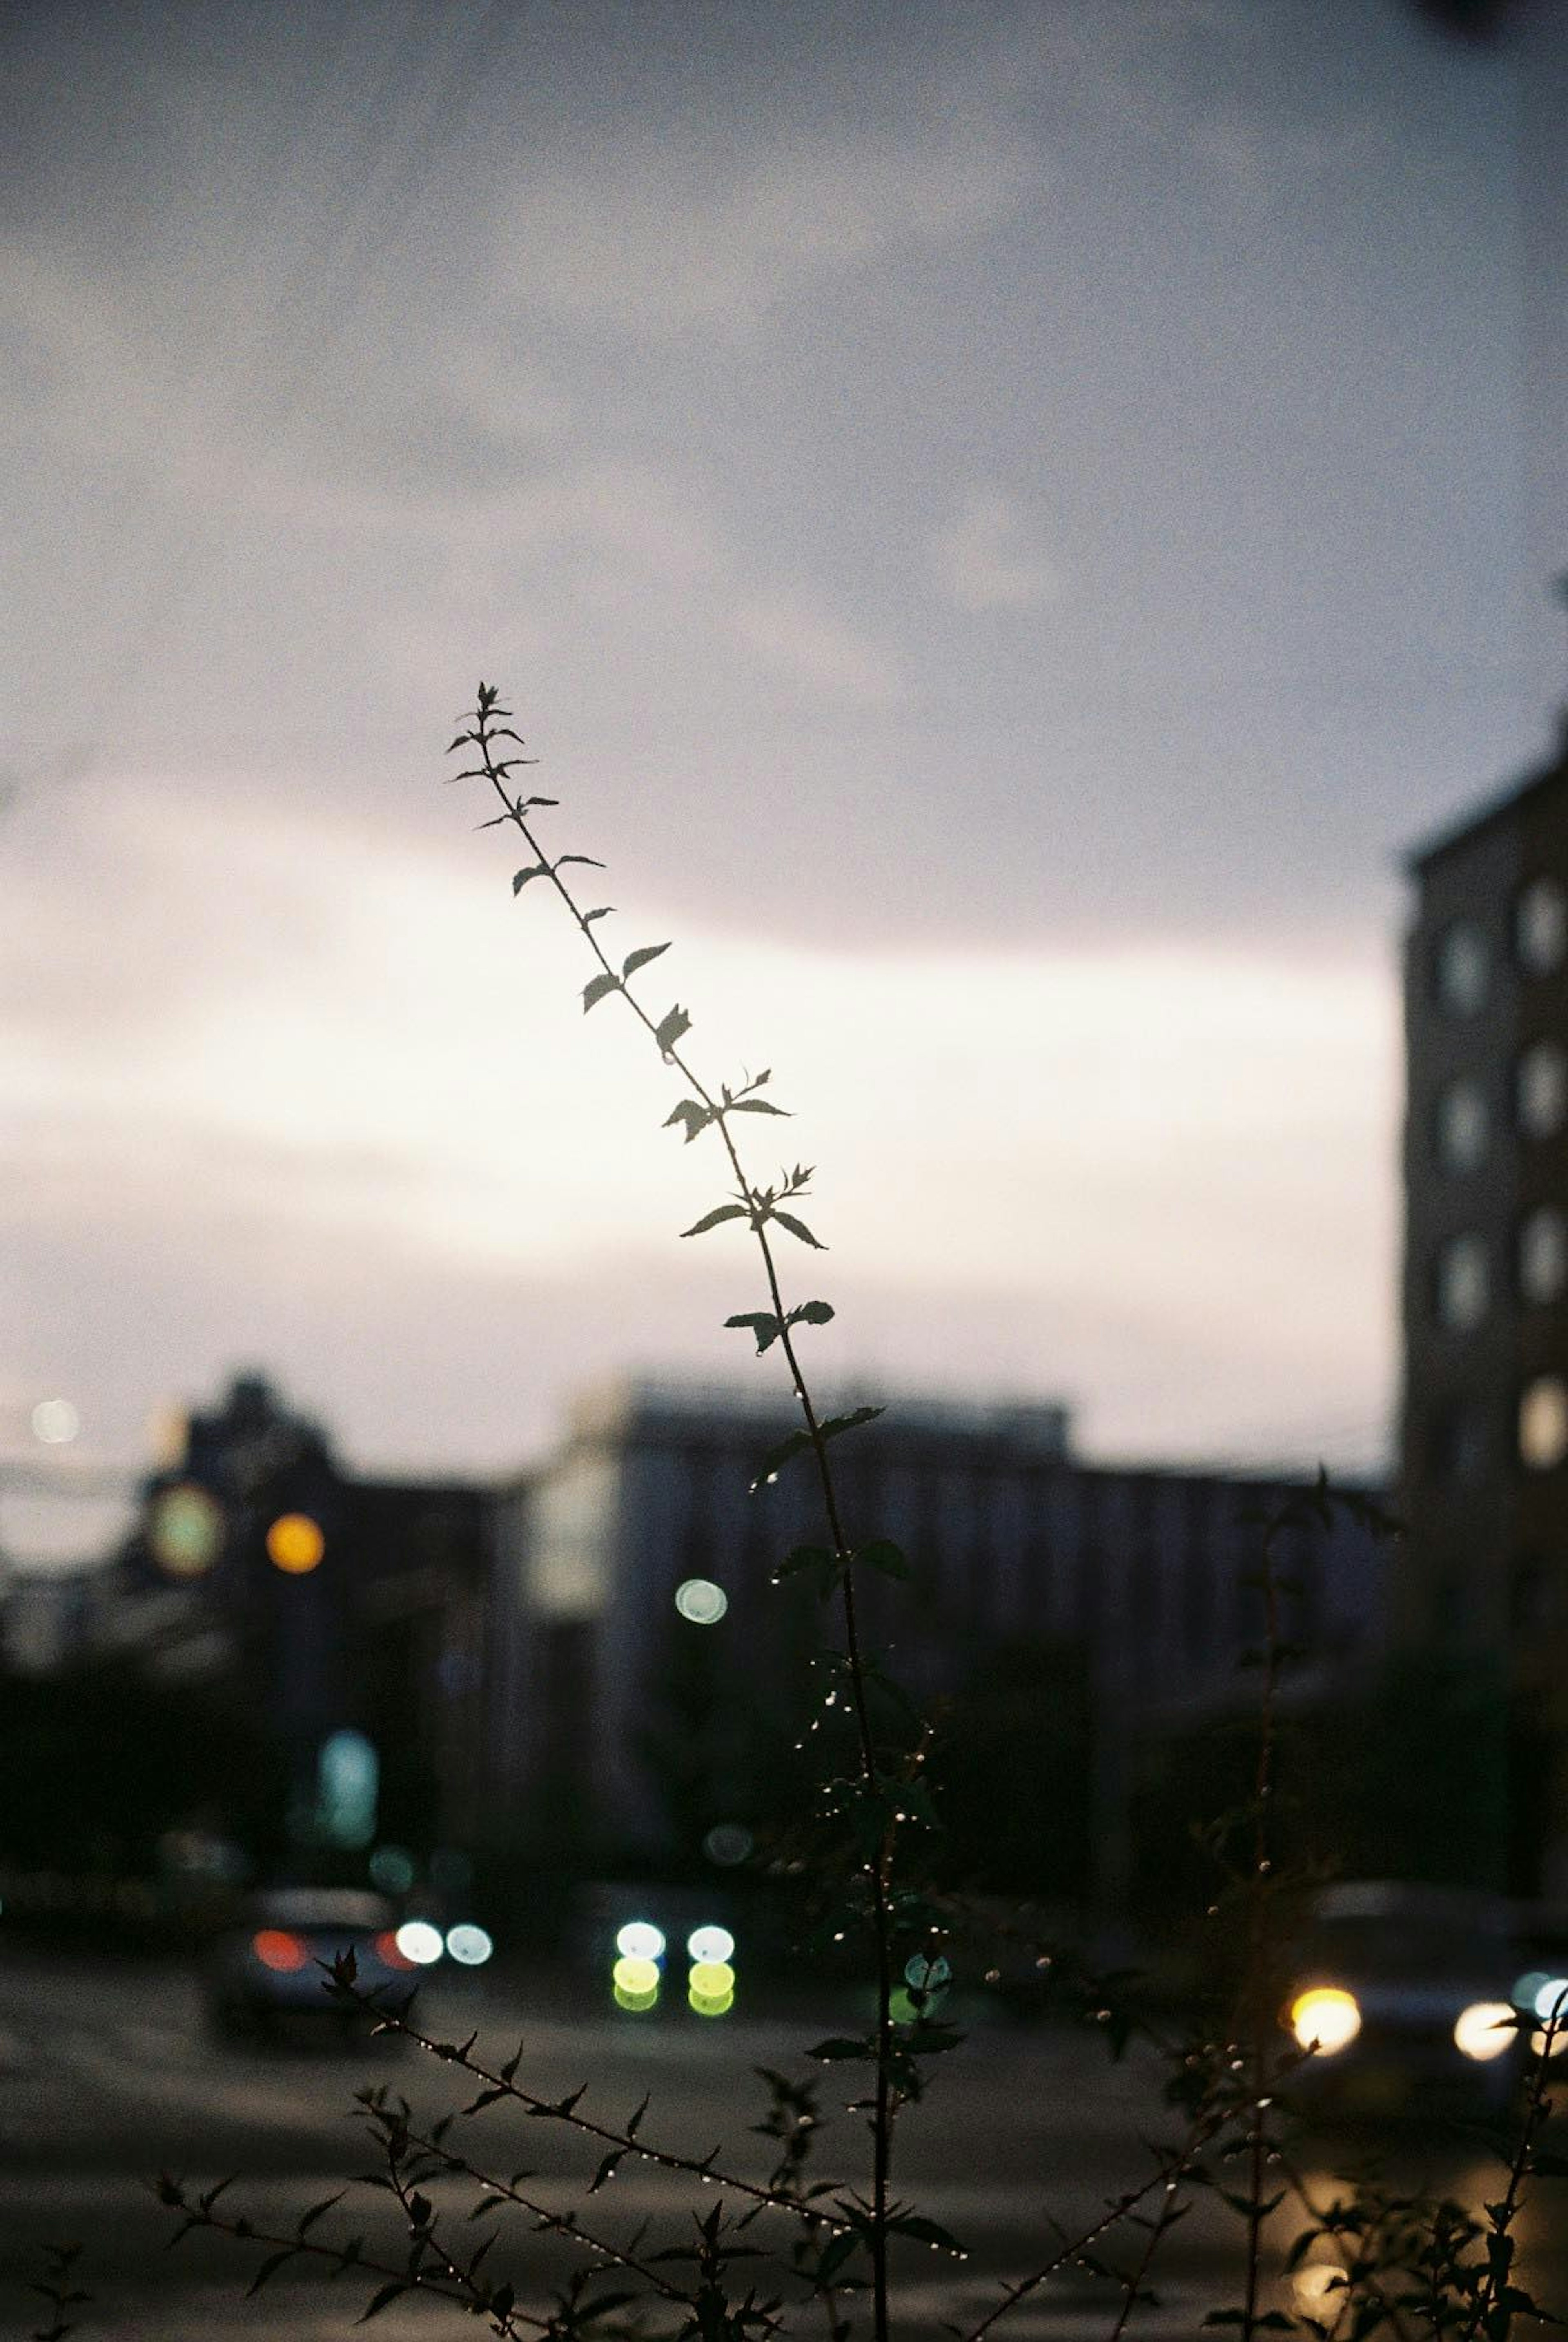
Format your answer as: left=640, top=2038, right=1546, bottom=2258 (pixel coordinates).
left=674, top=1578, right=728, bottom=1626
left=149, top=1482, right=225, bottom=1579
left=687, top=1959, right=735, bottom=1999
left=687, top=1925, right=735, bottom=1965
left=394, top=1920, right=445, bottom=1966
left=1453, top=2001, right=1514, bottom=2061
left=445, top=1924, right=494, bottom=1967
left=616, top=1921, right=666, bottom=1963
left=613, top=1954, right=662, bottom=1997
left=267, top=1512, right=325, bottom=1574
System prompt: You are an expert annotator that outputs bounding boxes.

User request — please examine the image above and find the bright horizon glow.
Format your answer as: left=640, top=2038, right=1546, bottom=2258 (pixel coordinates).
left=4, top=796, right=1397, bottom=1488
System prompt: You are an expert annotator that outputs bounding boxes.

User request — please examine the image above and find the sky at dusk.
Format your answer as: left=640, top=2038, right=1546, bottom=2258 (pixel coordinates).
left=3, top=0, right=1564, bottom=1564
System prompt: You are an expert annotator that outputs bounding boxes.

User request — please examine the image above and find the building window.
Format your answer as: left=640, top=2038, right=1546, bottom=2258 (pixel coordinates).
left=1428, top=1403, right=1488, bottom=1487
left=1434, top=1233, right=1488, bottom=1330
left=1519, top=1377, right=1568, bottom=1472
left=1517, top=1043, right=1568, bottom=1139
left=1433, top=920, right=1489, bottom=1015
left=1434, top=1077, right=1489, bottom=1173
left=1515, top=877, right=1567, bottom=976
left=1519, top=1206, right=1567, bottom=1306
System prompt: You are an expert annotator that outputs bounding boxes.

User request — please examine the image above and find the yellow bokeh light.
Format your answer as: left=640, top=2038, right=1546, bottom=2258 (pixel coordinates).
left=688, top=1981, right=735, bottom=2016
left=1453, top=2001, right=1515, bottom=2062
left=614, top=1981, right=659, bottom=2012
left=613, top=1954, right=661, bottom=1997
left=1288, top=1986, right=1361, bottom=2056
left=266, top=1512, right=325, bottom=1573
left=688, top=1959, right=735, bottom=1998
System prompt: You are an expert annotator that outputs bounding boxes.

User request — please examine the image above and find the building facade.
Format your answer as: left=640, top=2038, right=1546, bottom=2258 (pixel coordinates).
left=493, top=1375, right=1384, bottom=1903
left=1399, top=720, right=1568, bottom=1890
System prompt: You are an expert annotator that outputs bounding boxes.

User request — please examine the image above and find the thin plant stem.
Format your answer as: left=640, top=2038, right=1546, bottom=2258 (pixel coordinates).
left=461, top=691, right=899, bottom=2342
left=1239, top=1521, right=1283, bottom=2342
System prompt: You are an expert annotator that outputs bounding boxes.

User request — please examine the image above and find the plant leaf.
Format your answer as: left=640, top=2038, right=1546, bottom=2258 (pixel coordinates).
left=774, top=1545, right=838, bottom=1582
left=751, top=1428, right=813, bottom=1491
left=817, top=2231, right=861, bottom=2286
left=357, top=2282, right=409, bottom=2323
left=555, top=854, right=606, bottom=870
left=246, top=2250, right=297, bottom=2298
left=582, top=972, right=621, bottom=1013
left=725, top=1312, right=784, bottom=1354
left=749, top=1406, right=881, bottom=1494
left=622, top=942, right=671, bottom=978
left=682, top=1203, right=748, bottom=1239
left=887, top=2215, right=967, bottom=2254
left=858, top=1539, right=909, bottom=1580
left=583, top=906, right=615, bottom=924
left=655, top=1005, right=691, bottom=1056
left=727, top=1098, right=789, bottom=1118
left=771, top=1209, right=824, bottom=1249
left=664, top=1100, right=713, bottom=1143
left=297, top=2192, right=347, bottom=2237
left=787, top=1300, right=835, bottom=1328
left=512, top=866, right=549, bottom=894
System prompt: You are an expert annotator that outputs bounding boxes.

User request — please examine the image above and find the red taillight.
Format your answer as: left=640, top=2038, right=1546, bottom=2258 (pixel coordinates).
left=374, top=1929, right=415, bottom=1970
left=252, top=1928, right=309, bottom=1972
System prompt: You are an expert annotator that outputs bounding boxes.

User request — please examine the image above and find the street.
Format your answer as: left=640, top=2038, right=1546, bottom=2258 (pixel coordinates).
left=1, top=1952, right=1563, bottom=2341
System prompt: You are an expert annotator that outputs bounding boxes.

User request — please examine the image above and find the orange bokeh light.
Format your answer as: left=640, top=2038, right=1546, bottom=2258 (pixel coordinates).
left=265, top=1512, right=325, bottom=1573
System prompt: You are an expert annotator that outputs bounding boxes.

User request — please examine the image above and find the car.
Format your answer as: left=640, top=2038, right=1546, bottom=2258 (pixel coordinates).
left=1277, top=1880, right=1526, bottom=2120
left=204, top=1887, right=422, bottom=2041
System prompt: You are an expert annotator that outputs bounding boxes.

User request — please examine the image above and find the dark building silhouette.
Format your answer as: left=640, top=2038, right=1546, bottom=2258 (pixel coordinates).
left=1398, top=713, right=1568, bottom=1891
left=107, top=1374, right=495, bottom=1869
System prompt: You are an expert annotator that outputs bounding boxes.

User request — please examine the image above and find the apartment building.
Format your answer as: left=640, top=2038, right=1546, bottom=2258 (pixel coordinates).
left=1398, top=717, right=1568, bottom=1888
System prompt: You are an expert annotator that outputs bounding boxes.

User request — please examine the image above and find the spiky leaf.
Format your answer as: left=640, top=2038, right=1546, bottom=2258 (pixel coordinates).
left=656, top=1005, right=691, bottom=1055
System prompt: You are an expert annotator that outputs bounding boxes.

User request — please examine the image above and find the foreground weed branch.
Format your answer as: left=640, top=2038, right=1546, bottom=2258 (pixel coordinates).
left=452, top=681, right=912, bottom=2342
left=145, top=682, right=1566, bottom=2342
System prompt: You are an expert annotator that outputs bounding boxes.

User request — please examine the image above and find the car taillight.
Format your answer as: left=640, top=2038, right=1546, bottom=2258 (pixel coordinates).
left=252, top=1928, right=309, bottom=1972
left=374, top=1929, right=415, bottom=1970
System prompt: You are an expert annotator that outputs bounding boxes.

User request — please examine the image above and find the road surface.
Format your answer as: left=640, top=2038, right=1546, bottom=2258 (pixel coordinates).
left=0, top=1952, right=1562, bottom=2340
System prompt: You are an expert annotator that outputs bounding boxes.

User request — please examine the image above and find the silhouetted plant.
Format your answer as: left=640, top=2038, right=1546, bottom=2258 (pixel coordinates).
left=149, top=685, right=1566, bottom=2342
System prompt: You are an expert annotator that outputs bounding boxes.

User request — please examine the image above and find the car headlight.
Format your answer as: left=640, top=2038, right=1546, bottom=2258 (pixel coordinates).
left=1453, top=2001, right=1515, bottom=2061
left=1288, top=1986, right=1361, bottom=2056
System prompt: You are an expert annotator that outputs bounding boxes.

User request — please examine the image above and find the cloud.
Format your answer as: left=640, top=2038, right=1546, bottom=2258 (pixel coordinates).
left=729, top=591, right=901, bottom=704
left=931, top=491, right=1064, bottom=613
left=501, top=120, right=1043, bottom=337
left=1, top=778, right=1397, bottom=1543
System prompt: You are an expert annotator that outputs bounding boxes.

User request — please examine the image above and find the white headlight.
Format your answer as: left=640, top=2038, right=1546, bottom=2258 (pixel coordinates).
left=1289, top=1986, right=1361, bottom=2055
left=1453, top=2001, right=1515, bottom=2061
left=445, top=1923, right=493, bottom=1967
left=686, top=1925, right=735, bottom=1965
left=1532, top=1976, right=1568, bottom=2026
left=394, top=1920, right=444, bottom=1967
